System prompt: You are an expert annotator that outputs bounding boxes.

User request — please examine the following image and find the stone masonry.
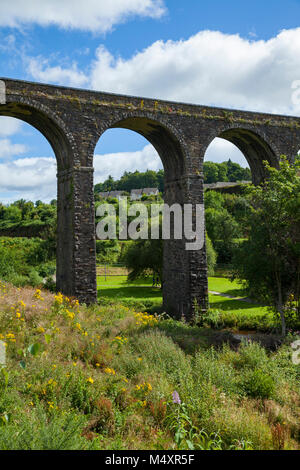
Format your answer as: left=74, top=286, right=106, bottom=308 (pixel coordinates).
left=0, top=78, right=299, bottom=320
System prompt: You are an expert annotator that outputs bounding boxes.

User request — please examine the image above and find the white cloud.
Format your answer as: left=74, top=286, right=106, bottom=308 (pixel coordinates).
left=88, top=28, right=300, bottom=115
left=0, top=0, right=166, bottom=33
left=0, top=156, right=57, bottom=203
left=0, top=145, right=162, bottom=203
left=0, top=118, right=23, bottom=137
left=205, top=138, right=248, bottom=167
left=27, top=57, right=89, bottom=87
left=0, top=138, right=27, bottom=159
left=26, top=27, right=300, bottom=114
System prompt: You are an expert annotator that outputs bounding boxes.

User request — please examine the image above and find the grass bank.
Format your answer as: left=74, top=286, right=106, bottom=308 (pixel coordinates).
left=0, top=281, right=299, bottom=450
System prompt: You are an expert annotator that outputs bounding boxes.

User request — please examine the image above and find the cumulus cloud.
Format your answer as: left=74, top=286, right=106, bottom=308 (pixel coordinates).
left=0, top=139, right=27, bottom=159
left=0, top=118, right=23, bottom=137
left=0, top=157, right=57, bottom=203
left=27, top=57, right=89, bottom=87
left=25, top=28, right=300, bottom=114
left=88, top=29, right=300, bottom=115
left=0, top=0, right=166, bottom=33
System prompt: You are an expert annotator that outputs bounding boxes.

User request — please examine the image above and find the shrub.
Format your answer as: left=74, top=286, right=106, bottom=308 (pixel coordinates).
left=241, top=369, right=275, bottom=399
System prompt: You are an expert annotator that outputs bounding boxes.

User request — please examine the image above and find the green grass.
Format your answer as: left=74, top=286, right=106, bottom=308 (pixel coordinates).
left=97, top=275, right=162, bottom=310
left=97, top=275, right=275, bottom=331
left=208, top=277, right=247, bottom=297
left=208, top=294, right=274, bottom=331
left=0, top=282, right=299, bottom=450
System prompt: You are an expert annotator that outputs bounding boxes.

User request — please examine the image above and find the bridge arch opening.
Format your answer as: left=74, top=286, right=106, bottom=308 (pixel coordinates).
left=0, top=100, right=78, bottom=297
left=216, top=128, right=278, bottom=185
left=108, top=116, right=186, bottom=184
left=93, top=117, right=188, bottom=311
left=0, top=115, right=57, bottom=286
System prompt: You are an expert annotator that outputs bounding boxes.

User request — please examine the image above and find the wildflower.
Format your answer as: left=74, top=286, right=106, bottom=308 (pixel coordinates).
left=54, top=292, right=64, bottom=305
left=34, top=289, right=44, bottom=301
left=37, top=326, right=45, bottom=333
left=104, top=368, right=116, bottom=375
left=172, top=391, right=181, bottom=405
left=47, top=379, right=57, bottom=389
left=66, top=310, right=75, bottom=320
left=87, top=377, right=94, bottom=384
left=75, top=323, right=81, bottom=331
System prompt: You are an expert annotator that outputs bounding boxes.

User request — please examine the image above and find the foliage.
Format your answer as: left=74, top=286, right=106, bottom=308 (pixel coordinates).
left=94, top=169, right=165, bottom=194
left=122, top=239, right=163, bottom=284
left=203, top=160, right=251, bottom=184
left=94, top=161, right=251, bottom=197
left=0, top=237, right=55, bottom=287
left=232, top=156, right=300, bottom=336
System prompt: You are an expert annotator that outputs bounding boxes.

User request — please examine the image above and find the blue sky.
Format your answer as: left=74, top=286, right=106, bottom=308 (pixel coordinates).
left=0, top=0, right=300, bottom=202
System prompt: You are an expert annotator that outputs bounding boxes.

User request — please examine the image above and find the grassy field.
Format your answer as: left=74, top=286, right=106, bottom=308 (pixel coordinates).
left=97, top=275, right=275, bottom=331
left=0, top=281, right=299, bottom=450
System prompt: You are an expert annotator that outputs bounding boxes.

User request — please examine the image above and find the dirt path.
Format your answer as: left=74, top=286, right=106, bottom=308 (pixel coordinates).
left=209, top=290, right=255, bottom=303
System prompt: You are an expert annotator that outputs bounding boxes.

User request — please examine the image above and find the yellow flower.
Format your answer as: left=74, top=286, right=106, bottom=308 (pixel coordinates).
left=54, top=292, right=64, bottom=304
left=66, top=310, right=75, bottom=320
left=104, top=368, right=116, bottom=375
left=87, top=377, right=94, bottom=384
left=75, top=323, right=81, bottom=331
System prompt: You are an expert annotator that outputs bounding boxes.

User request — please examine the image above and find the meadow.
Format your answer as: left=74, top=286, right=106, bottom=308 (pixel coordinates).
left=0, top=280, right=299, bottom=450
left=97, top=275, right=276, bottom=332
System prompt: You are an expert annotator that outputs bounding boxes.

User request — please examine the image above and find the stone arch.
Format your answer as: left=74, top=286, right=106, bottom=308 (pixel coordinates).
left=0, top=96, right=76, bottom=170
left=92, top=114, right=188, bottom=184
left=0, top=96, right=80, bottom=301
left=204, top=124, right=280, bottom=184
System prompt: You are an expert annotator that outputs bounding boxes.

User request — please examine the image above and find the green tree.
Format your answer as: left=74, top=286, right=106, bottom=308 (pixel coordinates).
left=232, top=157, right=300, bottom=336
left=122, top=238, right=163, bottom=285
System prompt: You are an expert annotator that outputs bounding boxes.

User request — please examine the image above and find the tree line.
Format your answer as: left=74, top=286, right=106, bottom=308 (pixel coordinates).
left=94, top=160, right=252, bottom=194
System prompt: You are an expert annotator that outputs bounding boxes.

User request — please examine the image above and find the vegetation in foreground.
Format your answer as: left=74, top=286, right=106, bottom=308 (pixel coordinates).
left=0, top=282, right=299, bottom=450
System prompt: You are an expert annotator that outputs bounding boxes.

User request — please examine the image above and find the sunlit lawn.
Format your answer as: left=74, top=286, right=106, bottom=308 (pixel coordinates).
left=97, top=275, right=269, bottom=317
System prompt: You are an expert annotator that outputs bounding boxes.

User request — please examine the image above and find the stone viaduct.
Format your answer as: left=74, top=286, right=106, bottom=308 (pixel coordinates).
left=0, top=78, right=299, bottom=319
